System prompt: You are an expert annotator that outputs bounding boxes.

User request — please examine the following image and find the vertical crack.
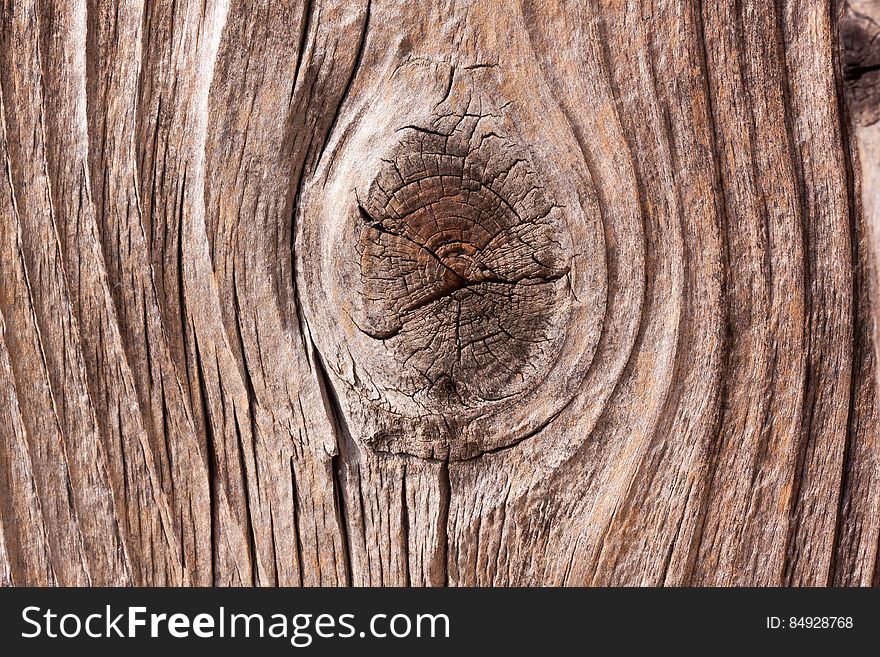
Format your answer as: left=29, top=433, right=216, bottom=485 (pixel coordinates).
left=438, top=459, right=450, bottom=587
left=311, top=344, right=354, bottom=586
left=315, top=0, right=372, bottom=170
left=191, top=331, right=217, bottom=586
left=289, top=456, right=305, bottom=587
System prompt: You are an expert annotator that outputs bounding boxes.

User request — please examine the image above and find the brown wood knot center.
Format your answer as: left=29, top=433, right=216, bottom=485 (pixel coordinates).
left=351, top=112, right=572, bottom=443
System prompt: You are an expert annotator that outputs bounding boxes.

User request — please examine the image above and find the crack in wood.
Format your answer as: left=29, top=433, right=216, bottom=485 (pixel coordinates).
left=353, top=112, right=573, bottom=424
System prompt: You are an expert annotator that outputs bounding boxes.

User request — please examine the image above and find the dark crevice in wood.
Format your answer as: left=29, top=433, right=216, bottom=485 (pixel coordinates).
left=435, top=65, right=455, bottom=109
left=289, top=154, right=315, bottom=360
left=844, top=62, right=880, bottom=80
left=292, top=0, right=314, bottom=89
left=438, top=460, right=450, bottom=587
left=310, top=342, right=354, bottom=586
left=330, top=452, right=353, bottom=587
left=285, top=0, right=318, bottom=358
left=267, top=510, right=279, bottom=587
left=400, top=462, right=411, bottom=587
left=830, top=7, right=864, bottom=585
left=288, top=457, right=305, bottom=588
left=191, top=331, right=217, bottom=586
left=315, top=0, right=371, bottom=172
left=233, top=411, right=259, bottom=587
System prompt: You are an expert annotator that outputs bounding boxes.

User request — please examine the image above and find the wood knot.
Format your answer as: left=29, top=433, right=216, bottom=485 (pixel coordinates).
left=353, top=113, right=571, bottom=413
left=299, top=97, right=605, bottom=460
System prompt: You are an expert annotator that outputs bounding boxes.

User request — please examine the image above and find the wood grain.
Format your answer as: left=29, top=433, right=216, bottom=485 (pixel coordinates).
left=0, top=0, right=877, bottom=586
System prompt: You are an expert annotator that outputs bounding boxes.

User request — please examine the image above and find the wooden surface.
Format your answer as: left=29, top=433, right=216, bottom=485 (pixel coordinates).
left=0, top=0, right=878, bottom=586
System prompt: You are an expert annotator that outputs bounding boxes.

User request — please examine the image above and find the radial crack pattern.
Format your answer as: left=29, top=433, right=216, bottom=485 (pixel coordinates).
left=355, top=112, right=571, bottom=411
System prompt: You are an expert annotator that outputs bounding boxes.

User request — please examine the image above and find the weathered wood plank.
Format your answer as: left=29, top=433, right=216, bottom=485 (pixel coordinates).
left=0, top=0, right=877, bottom=586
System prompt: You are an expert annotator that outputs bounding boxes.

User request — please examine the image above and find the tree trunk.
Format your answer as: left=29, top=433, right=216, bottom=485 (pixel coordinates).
left=1, top=0, right=878, bottom=587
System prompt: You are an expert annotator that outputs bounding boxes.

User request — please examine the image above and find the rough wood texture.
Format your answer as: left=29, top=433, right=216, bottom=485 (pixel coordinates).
left=1, top=0, right=878, bottom=586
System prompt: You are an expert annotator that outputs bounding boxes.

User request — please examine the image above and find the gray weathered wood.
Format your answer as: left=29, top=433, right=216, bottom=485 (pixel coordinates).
left=0, top=0, right=878, bottom=586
